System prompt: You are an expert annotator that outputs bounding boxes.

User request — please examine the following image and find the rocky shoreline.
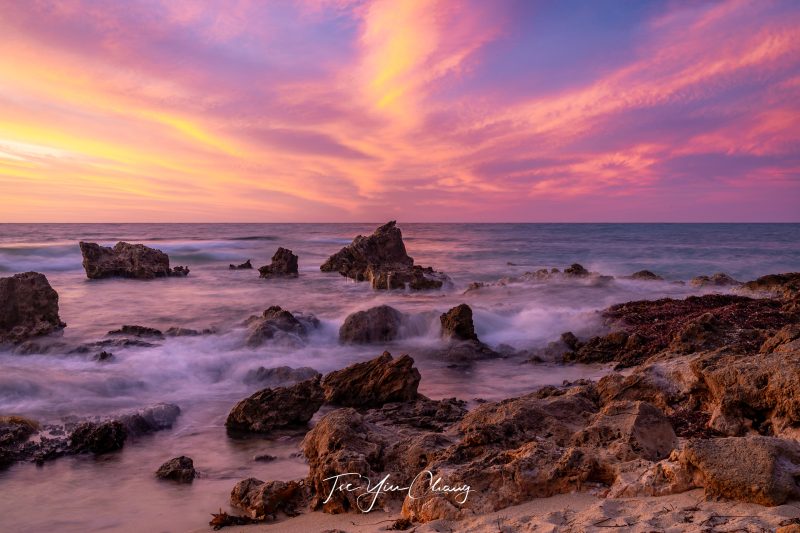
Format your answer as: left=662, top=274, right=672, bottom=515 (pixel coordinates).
left=1, top=223, right=800, bottom=531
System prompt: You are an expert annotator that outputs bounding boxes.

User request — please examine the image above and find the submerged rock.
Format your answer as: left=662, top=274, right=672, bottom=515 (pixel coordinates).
left=564, top=263, right=590, bottom=277
left=229, top=259, right=253, bottom=270
left=627, top=270, right=664, bottom=281
left=320, top=221, right=448, bottom=290
left=244, top=306, right=313, bottom=347
left=339, top=305, right=404, bottom=344
left=118, top=403, right=181, bottom=436
left=321, top=351, right=420, bottom=408
left=79, top=241, right=189, bottom=280
left=690, top=272, right=741, bottom=288
left=0, top=272, right=65, bottom=344
left=156, top=456, right=196, bottom=483
left=69, top=421, right=127, bottom=454
left=107, top=325, right=163, bottom=338
left=258, top=248, right=298, bottom=278
left=226, top=377, right=324, bottom=434
left=243, top=366, right=320, bottom=386
left=440, top=304, right=478, bottom=341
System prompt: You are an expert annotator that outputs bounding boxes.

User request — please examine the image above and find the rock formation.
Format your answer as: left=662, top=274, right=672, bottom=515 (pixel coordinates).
left=320, top=221, right=448, bottom=290
left=339, top=305, right=404, bottom=344
left=0, top=272, right=65, bottom=344
left=244, top=306, right=316, bottom=347
left=258, top=248, right=298, bottom=278
left=79, top=241, right=189, bottom=279
left=225, top=377, right=324, bottom=434
left=440, top=304, right=478, bottom=341
left=690, top=272, right=741, bottom=288
left=229, top=259, right=253, bottom=270
left=156, top=456, right=196, bottom=483
left=321, top=351, right=420, bottom=408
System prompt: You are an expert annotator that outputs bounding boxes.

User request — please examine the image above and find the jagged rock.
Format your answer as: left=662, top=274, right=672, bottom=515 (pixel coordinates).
left=118, top=403, right=181, bottom=436
left=225, top=377, right=324, bottom=433
left=79, top=241, right=188, bottom=279
left=69, top=421, right=127, bottom=454
left=320, top=221, right=447, bottom=290
left=440, top=304, right=478, bottom=341
left=231, top=478, right=307, bottom=519
left=107, top=325, right=163, bottom=338
left=572, top=400, right=677, bottom=461
left=627, top=270, right=664, bottom=281
left=321, top=352, right=420, bottom=408
left=437, top=340, right=501, bottom=363
left=244, top=306, right=310, bottom=347
left=339, top=305, right=405, bottom=344
left=0, top=416, right=38, bottom=450
left=742, top=272, right=800, bottom=298
left=156, top=456, right=196, bottom=483
left=690, top=272, right=741, bottom=288
left=258, top=248, right=298, bottom=278
left=243, top=366, right=320, bottom=386
left=164, top=327, right=209, bottom=337
left=761, top=324, right=800, bottom=353
left=94, top=350, right=113, bottom=361
left=230, top=259, right=253, bottom=270
left=0, top=272, right=65, bottom=344
left=564, top=263, right=590, bottom=277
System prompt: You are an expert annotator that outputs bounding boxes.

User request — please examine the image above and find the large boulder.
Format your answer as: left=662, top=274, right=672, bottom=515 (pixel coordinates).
left=155, top=456, right=196, bottom=483
left=225, top=377, right=324, bottom=433
left=320, top=221, right=447, bottom=290
left=244, top=306, right=313, bottom=347
left=626, top=270, right=664, bottom=281
left=243, top=366, right=320, bottom=386
left=742, top=272, right=800, bottom=299
left=118, top=403, right=181, bottom=436
left=258, top=248, right=299, bottom=278
left=440, top=304, right=478, bottom=341
left=339, top=305, right=404, bottom=344
left=79, top=241, right=188, bottom=279
left=321, top=352, right=420, bottom=408
left=0, top=272, right=65, bottom=343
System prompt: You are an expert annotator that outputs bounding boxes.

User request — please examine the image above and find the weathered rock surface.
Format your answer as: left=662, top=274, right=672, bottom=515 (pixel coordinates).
left=742, top=272, right=800, bottom=298
left=440, top=304, right=477, bottom=341
left=231, top=478, right=307, bottom=519
left=320, top=221, right=448, bottom=290
left=244, top=306, right=315, bottom=347
left=564, top=294, right=796, bottom=367
left=761, top=324, right=800, bottom=353
left=79, top=241, right=189, bottom=279
left=69, top=421, right=127, bottom=454
left=0, top=272, right=65, bottom=344
left=564, top=263, right=591, bottom=277
left=243, top=366, right=320, bottom=386
left=156, top=456, right=196, bottom=483
left=321, top=352, right=420, bottom=408
left=339, top=305, right=405, bottom=344
left=258, top=248, right=299, bottom=278
left=225, top=377, right=324, bottom=433
left=229, top=259, right=253, bottom=270
left=118, top=403, right=181, bottom=436
left=690, top=272, right=741, bottom=288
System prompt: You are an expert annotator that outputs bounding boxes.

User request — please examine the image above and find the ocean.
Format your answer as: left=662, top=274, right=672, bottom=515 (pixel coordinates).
left=0, top=222, right=798, bottom=531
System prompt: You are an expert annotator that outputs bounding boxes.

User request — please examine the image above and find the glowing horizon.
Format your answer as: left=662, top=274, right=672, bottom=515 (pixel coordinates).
left=0, top=0, right=798, bottom=222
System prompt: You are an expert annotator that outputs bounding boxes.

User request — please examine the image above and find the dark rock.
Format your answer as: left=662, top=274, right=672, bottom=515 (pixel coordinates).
left=440, top=304, right=478, bottom=341
left=561, top=331, right=580, bottom=350
left=0, top=416, right=38, bottom=450
left=254, top=454, right=277, bottom=462
left=0, top=272, right=65, bottom=344
left=627, top=270, right=664, bottom=281
left=320, top=221, right=447, bottom=290
left=321, top=352, right=420, bottom=408
left=230, top=259, right=253, bottom=270
left=258, top=248, right=298, bottom=278
left=690, top=272, right=741, bottom=288
left=244, top=306, right=309, bottom=347
left=226, top=377, right=324, bottom=434
left=230, top=478, right=307, bottom=519
left=107, top=325, right=163, bottom=338
left=436, top=339, right=502, bottom=363
left=761, top=324, right=800, bottom=353
left=339, top=305, right=404, bottom=344
left=118, top=403, right=181, bottom=436
left=156, top=456, right=196, bottom=483
left=164, top=327, right=207, bottom=337
left=243, top=366, right=320, bottom=386
left=564, top=263, right=590, bottom=277
left=94, top=351, right=113, bottom=362
left=69, top=421, right=127, bottom=454
left=79, top=241, right=188, bottom=280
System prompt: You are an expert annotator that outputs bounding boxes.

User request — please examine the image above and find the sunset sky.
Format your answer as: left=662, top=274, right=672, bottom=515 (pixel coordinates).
left=0, top=0, right=798, bottom=222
